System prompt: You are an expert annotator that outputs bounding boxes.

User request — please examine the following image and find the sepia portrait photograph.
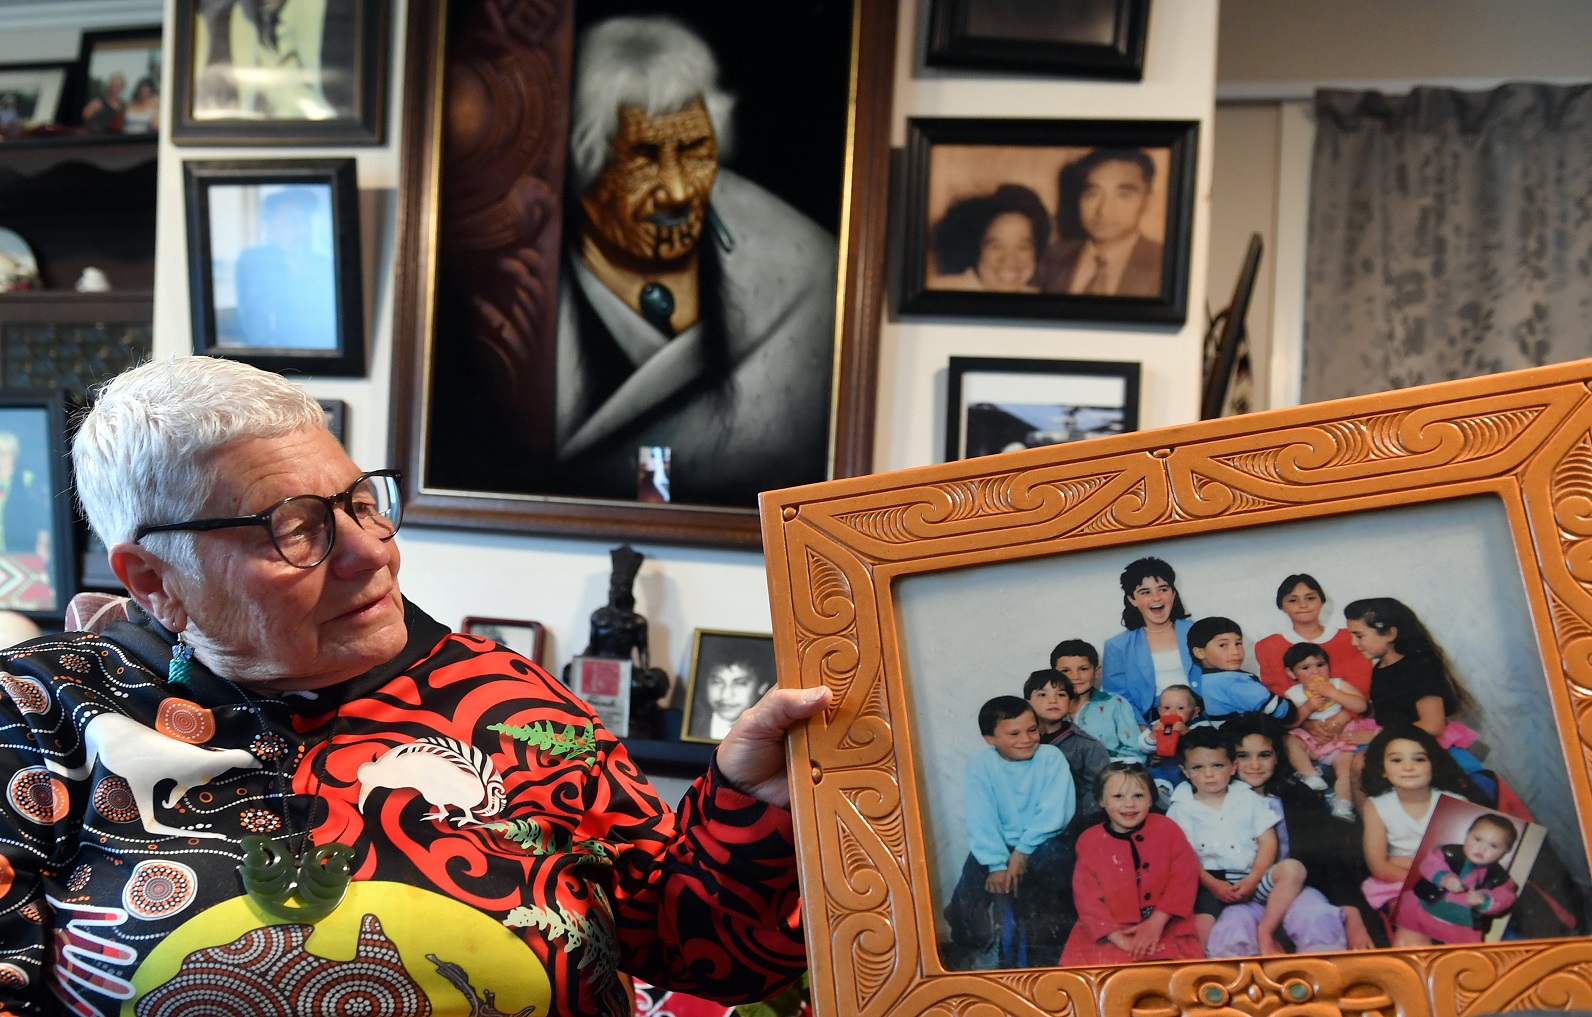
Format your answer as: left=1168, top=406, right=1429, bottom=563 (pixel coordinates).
left=899, top=117, right=1197, bottom=324
left=682, top=630, right=776, bottom=744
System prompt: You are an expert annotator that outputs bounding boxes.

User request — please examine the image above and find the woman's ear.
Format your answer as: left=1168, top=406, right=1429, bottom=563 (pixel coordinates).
left=108, top=542, right=189, bottom=632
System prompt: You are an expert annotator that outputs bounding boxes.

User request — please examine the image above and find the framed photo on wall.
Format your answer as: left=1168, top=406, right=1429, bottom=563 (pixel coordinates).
left=183, top=158, right=365, bottom=376
left=926, top=0, right=1150, bottom=79
left=760, top=360, right=1592, bottom=1017
left=169, top=0, right=388, bottom=144
left=898, top=117, right=1198, bottom=325
left=0, top=391, right=74, bottom=621
left=74, top=26, right=163, bottom=135
left=0, top=63, right=71, bottom=135
left=944, top=356, right=1140, bottom=461
left=680, top=629, right=776, bottom=745
left=461, top=616, right=547, bottom=666
left=389, top=0, right=899, bottom=548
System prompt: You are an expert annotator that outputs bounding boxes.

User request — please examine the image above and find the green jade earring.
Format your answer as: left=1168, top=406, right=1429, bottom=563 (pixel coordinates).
left=168, top=636, right=194, bottom=685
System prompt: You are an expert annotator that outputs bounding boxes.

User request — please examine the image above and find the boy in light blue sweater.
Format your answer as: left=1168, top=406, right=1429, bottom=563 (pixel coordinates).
left=943, top=695, right=1076, bottom=970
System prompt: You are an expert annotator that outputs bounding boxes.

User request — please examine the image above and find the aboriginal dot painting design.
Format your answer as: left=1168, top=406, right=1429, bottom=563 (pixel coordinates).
left=238, top=808, right=281, bottom=835
left=0, top=962, right=26, bottom=989
left=121, top=861, right=198, bottom=920
left=249, top=731, right=288, bottom=761
left=0, top=675, right=48, bottom=714
left=57, top=653, right=91, bottom=673
left=7, top=768, right=67, bottom=825
left=17, top=901, right=42, bottom=923
left=91, top=776, right=140, bottom=823
left=65, top=865, right=91, bottom=893
left=133, top=914, right=425, bottom=1017
left=154, top=699, right=216, bottom=744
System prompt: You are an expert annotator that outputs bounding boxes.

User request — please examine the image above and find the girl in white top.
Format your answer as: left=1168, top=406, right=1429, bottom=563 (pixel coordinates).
left=1358, top=726, right=1487, bottom=944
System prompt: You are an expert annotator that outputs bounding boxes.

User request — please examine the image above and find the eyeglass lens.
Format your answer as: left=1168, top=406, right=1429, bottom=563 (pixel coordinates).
left=269, top=473, right=402, bottom=567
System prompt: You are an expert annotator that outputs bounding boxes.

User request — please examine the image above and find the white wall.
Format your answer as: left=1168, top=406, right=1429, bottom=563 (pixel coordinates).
left=128, top=0, right=1215, bottom=682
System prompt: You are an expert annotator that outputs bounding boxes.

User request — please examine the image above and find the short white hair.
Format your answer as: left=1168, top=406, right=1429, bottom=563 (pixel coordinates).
left=73, top=356, right=326, bottom=572
left=569, top=15, right=735, bottom=195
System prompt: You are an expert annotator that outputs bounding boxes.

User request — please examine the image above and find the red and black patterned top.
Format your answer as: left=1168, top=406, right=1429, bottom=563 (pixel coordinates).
left=0, top=600, right=804, bottom=1016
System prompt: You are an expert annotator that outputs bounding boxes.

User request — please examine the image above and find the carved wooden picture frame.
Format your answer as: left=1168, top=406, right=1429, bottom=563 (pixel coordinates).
left=761, top=362, right=1592, bottom=1017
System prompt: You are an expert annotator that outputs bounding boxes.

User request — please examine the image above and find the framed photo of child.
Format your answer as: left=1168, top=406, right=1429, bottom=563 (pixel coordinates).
left=680, top=630, right=777, bottom=745
left=760, top=360, right=1592, bottom=1017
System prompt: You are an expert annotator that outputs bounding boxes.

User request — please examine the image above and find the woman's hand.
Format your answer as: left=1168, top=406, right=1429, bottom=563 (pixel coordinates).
left=715, top=686, right=833, bottom=808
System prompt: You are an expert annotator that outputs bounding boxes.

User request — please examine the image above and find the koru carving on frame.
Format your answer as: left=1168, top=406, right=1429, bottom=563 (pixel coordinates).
left=762, top=366, right=1592, bottom=1017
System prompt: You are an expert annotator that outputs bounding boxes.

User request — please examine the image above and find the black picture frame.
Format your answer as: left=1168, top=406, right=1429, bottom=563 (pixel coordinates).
left=0, top=390, right=75, bottom=622
left=926, top=0, right=1150, bottom=79
left=169, top=0, right=388, bottom=145
left=72, top=25, right=164, bottom=136
left=898, top=117, right=1198, bottom=325
left=680, top=629, right=776, bottom=745
left=183, top=158, right=366, bottom=377
left=0, top=62, right=73, bottom=134
left=460, top=616, right=547, bottom=666
left=317, top=397, right=348, bottom=445
left=944, top=355, right=1140, bottom=461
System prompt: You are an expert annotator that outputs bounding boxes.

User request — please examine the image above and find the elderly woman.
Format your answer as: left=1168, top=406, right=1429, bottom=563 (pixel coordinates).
left=0, top=358, right=824, bottom=1016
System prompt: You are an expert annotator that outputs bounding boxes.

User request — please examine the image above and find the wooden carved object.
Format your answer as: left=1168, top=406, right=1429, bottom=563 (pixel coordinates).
left=761, top=362, right=1592, bottom=1017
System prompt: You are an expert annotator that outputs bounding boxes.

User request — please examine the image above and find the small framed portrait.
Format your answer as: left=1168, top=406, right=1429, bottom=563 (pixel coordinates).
left=568, top=655, right=632, bottom=738
left=0, top=63, right=72, bottom=136
left=74, top=26, right=163, bottom=135
left=169, top=0, right=389, bottom=145
left=945, top=356, right=1140, bottom=461
left=898, top=117, right=1198, bottom=325
left=0, top=392, right=73, bottom=621
left=461, top=616, right=546, bottom=666
left=183, top=158, right=365, bottom=377
left=926, top=0, right=1150, bottom=79
left=681, top=629, right=777, bottom=745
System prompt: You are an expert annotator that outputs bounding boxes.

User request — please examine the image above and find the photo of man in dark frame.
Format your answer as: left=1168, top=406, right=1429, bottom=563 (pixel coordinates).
left=1039, top=146, right=1166, bottom=298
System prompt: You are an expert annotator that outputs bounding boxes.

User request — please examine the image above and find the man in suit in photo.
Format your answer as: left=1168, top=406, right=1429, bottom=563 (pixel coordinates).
left=1038, top=147, right=1164, bottom=298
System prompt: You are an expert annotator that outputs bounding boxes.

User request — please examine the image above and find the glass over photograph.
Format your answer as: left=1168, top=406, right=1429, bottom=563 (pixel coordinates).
left=896, top=496, right=1588, bottom=970
left=206, top=182, right=339, bottom=351
left=0, top=407, right=57, bottom=613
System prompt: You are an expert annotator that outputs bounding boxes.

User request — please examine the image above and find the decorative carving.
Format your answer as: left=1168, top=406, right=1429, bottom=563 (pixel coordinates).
left=761, top=365, right=1592, bottom=1017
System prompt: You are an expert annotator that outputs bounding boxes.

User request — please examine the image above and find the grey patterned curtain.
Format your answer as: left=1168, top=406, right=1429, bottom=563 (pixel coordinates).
left=1303, top=83, right=1592, bottom=403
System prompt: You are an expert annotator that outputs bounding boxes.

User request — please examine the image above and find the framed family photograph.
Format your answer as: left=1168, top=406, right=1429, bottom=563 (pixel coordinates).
left=761, top=360, right=1592, bottom=1017
left=169, top=0, right=389, bottom=144
left=898, top=117, right=1198, bottom=325
left=389, top=0, right=899, bottom=548
left=945, top=356, right=1140, bottom=461
left=183, top=158, right=365, bottom=376
left=926, top=0, right=1150, bottom=79
left=74, top=26, right=163, bottom=135
left=680, top=629, right=776, bottom=745
left=0, top=63, right=71, bottom=136
left=461, top=616, right=547, bottom=666
left=0, top=392, right=74, bottom=621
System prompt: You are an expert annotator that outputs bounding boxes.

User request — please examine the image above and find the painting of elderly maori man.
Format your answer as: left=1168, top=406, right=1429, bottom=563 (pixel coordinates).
left=392, top=0, right=896, bottom=546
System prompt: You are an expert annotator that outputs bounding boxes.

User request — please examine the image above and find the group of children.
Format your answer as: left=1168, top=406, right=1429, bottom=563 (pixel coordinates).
left=943, top=578, right=1533, bottom=969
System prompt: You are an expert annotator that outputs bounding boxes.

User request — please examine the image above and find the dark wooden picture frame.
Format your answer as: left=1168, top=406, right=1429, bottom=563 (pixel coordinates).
left=0, top=62, right=72, bottom=134
left=0, top=390, right=75, bottom=622
left=317, top=397, right=348, bottom=446
left=461, top=616, right=547, bottom=666
left=945, top=356, right=1140, bottom=461
left=183, top=158, right=365, bottom=377
left=926, top=0, right=1150, bottom=79
left=389, top=0, right=899, bottom=548
left=680, top=628, right=776, bottom=745
left=898, top=117, right=1198, bottom=325
left=72, top=25, right=164, bottom=136
left=168, top=0, right=388, bottom=145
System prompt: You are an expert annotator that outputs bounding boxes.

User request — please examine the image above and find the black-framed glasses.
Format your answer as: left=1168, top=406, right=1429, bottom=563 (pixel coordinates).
left=134, top=470, right=403, bottom=569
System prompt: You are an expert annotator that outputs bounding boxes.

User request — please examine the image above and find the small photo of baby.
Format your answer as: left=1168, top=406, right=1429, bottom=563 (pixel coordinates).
left=1390, top=796, right=1543, bottom=945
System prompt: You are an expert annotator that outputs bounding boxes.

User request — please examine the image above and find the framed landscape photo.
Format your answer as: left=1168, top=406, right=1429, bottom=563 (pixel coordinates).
left=0, top=63, right=71, bottom=135
left=898, top=117, right=1197, bottom=325
left=945, top=356, right=1139, bottom=461
left=461, top=616, right=547, bottom=666
left=74, top=26, right=163, bottom=135
left=761, top=360, right=1592, bottom=1017
left=169, top=0, right=388, bottom=144
left=0, top=392, right=74, bottom=622
left=183, top=159, right=365, bottom=376
left=389, top=0, right=899, bottom=548
left=680, top=629, right=776, bottom=745
left=926, top=0, right=1150, bottom=79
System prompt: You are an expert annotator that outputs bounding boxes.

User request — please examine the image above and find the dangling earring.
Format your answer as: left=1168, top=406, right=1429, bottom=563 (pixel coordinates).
left=169, top=634, right=195, bottom=685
